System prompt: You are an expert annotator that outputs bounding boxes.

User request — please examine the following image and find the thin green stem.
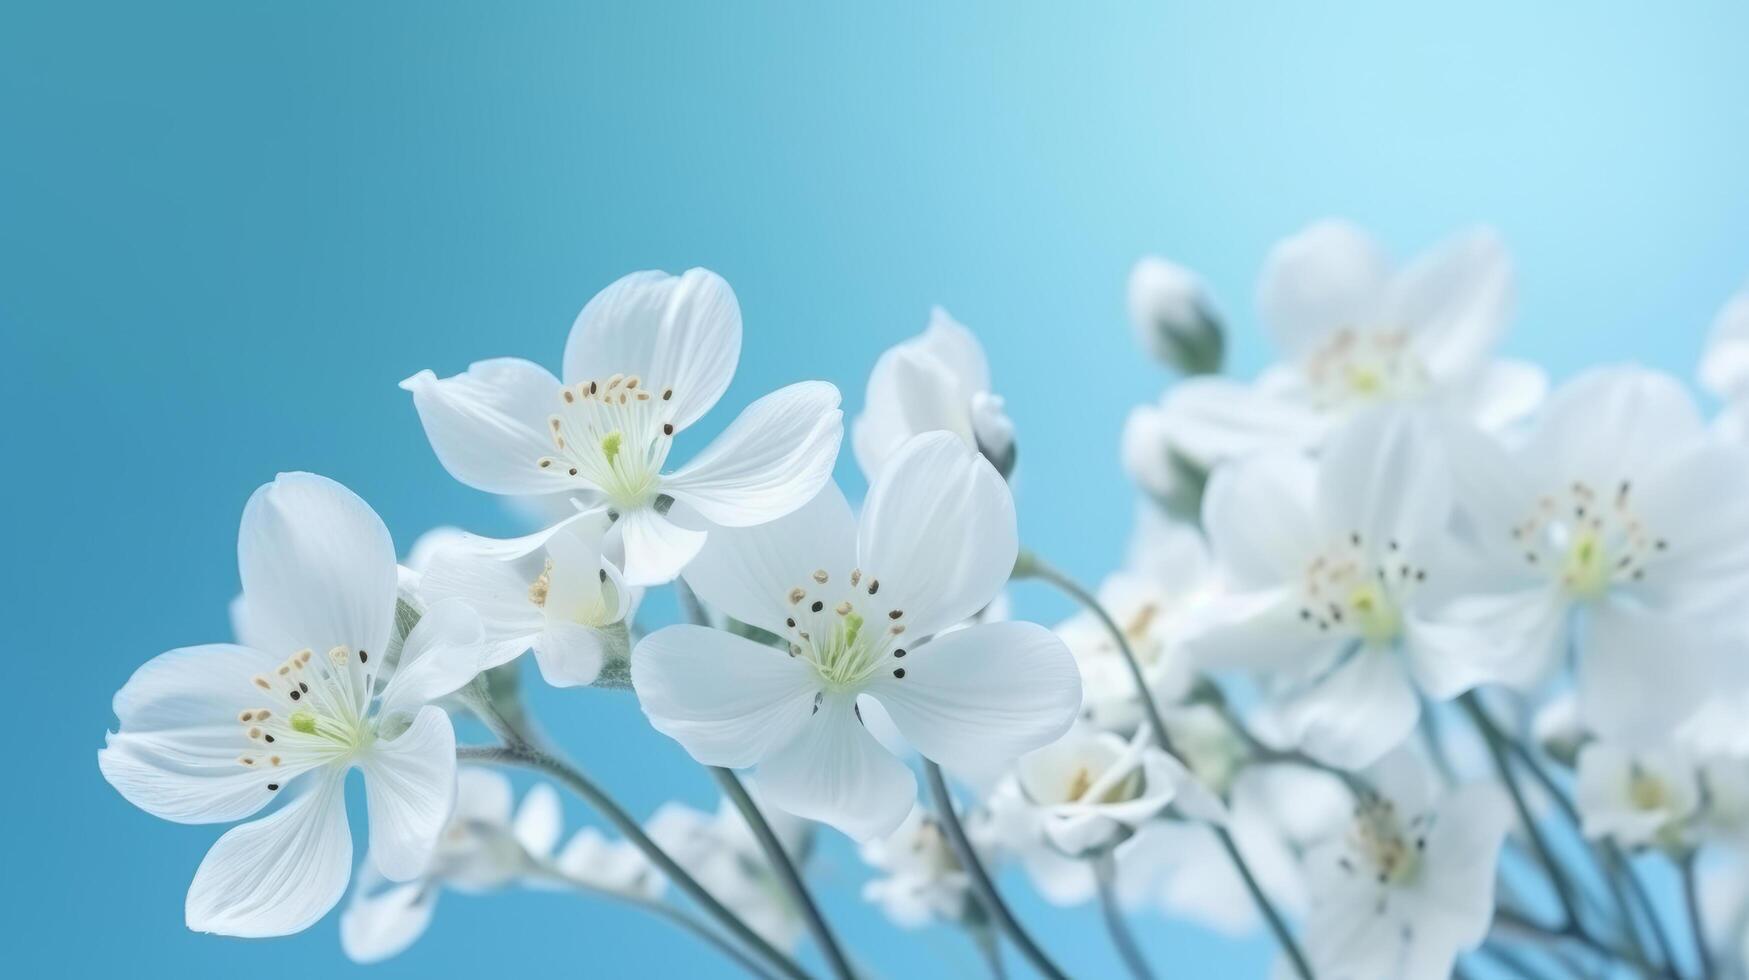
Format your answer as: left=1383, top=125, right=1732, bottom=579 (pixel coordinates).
left=1093, top=850, right=1157, bottom=980
left=458, top=744, right=812, bottom=980
left=1491, top=906, right=1666, bottom=976
left=711, top=766, right=855, bottom=980
left=924, top=761, right=1071, bottom=980
left=1609, top=840, right=1681, bottom=977
left=1015, top=550, right=1314, bottom=980
left=1684, top=852, right=1716, bottom=980
left=969, top=923, right=1008, bottom=980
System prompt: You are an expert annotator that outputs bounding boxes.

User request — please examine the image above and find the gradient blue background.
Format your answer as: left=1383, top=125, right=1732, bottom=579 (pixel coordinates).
left=5, top=1, right=1748, bottom=975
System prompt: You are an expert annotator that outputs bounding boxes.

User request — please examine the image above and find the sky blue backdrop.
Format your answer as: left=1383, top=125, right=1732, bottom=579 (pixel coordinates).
left=5, top=1, right=1749, bottom=976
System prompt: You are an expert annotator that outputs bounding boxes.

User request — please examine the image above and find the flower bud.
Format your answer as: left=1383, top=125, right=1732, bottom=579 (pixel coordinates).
left=1121, top=403, right=1207, bottom=522
left=1127, top=256, right=1224, bottom=375
left=970, top=391, right=1017, bottom=479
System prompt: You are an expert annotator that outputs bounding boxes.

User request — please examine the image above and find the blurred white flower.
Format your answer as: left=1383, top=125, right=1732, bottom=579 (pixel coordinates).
left=1130, top=220, right=1543, bottom=470
left=403, top=268, right=843, bottom=585
left=1301, top=753, right=1511, bottom=980
left=859, top=805, right=975, bottom=929
left=1127, top=255, right=1224, bottom=375
left=1444, top=366, right=1749, bottom=739
left=1575, top=741, right=1700, bottom=848
left=1186, top=409, right=1499, bottom=768
left=633, top=433, right=1081, bottom=840
left=1700, top=284, right=1749, bottom=441
left=417, top=509, right=635, bottom=687
left=648, top=798, right=810, bottom=952
left=98, top=473, right=486, bottom=937
left=1013, top=725, right=1199, bottom=855
left=853, top=307, right=1016, bottom=480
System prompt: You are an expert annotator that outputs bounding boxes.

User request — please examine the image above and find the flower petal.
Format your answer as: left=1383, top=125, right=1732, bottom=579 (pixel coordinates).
left=1257, top=220, right=1388, bottom=356
left=1148, top=376, right=1327, bottom=470
left=1527, top=366, right=1706, bottom=489
left=681, top=483, right=858, bottom=635
left=400, top=358, right=574, bottom=497
left=631, top=624, right=819, bottom=768
left=512, top=783, right=564, bottom=860
left=562, top=269, right=741, bottom=431
left=99, top=643, right=293, bottom=824
left=1281, top=647, right=1420, bottom=769
left=1385, top=227, right=1513, bottom=377
left=851, top=311, right=986, bottom=479
left=1316, top=408, right=1451, bottom=557
left=857, top=432, right=1016, bottom=638
left=868, top=622, right=1080, bottom=775
left=754, top=693, right=917, bottom=841
left=662, top=381, right=844, bottom=527
left=340, top=870, right=438, bottom=964
left=1202, top=450, right=1322, bottom=590
left=617, top=506, right=708, bottom=586
left=378, top=601, right=486, bottom=720
left=362, top=705, right=457, bottom=882
left=237, top=472, right=398, bottom=664
left=186, top=769, right=352, bottom=937
left=531, top=623, right=607, bottom=687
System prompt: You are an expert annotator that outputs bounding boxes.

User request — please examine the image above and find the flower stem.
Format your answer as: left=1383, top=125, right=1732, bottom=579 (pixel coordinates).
left=710, top=766, right=856, bottom=980
left=1014, top=549, right=1314, bottom=980
left=969, top=923, right=1008, bottom=980
left=1683, top=851, right=1716, bottom=980
left=924, top=760, right=1071, bottom=980
left=457, top=744, right=813, bottom=980
left=1092, top=850, right=1157, bottom=980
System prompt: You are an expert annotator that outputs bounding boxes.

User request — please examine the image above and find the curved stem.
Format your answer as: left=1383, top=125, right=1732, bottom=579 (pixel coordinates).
left=1092, top=850, right=1157, bottom=980
left=1610, top=840, right=1681, bottom=976
left=1015, top=551, right=1314, bottom=980
left=924, top=760, right=1071, bottom=980
left=711, top=767, right=855, bottom=980
left=458, top=744, right=813, bottom=980
left=1684, top=852, right=1716, bottom=980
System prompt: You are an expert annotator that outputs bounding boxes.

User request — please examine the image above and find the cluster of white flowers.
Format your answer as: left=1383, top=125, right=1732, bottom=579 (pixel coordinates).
left=98, top=234, right=1749, bottom=979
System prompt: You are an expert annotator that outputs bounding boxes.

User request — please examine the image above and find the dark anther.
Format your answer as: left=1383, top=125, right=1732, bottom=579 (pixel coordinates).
left=289, top=690, right=301, bottom=701
left=264, top=734, right=275, bottom=743
left=662, top=423, right=674, bottom=435
left=893, top=648, right=907, bottom=658
left=298, top=682, right=309, bottom=693
left=662, top=388, right=673, bottom=400
left=599, top=569, right=607, bottom=582
left=887, top=609, right=902, bottom=620
left=867, top=580, right=879, bottom=595
left=266, top=783, right=279, bottom=791
left=786, top=618, right=796, bottom=628
left=892, top=667, right=906, bottom=679
left=358, top=650, right=368, bottom=663
left=810, top=600, right=824, bottom=612
left=568, top=467, right=579, bottom=476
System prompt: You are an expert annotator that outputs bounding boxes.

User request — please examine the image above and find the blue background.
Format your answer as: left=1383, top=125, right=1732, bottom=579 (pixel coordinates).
left=5, top=1, right=1748, bottom=976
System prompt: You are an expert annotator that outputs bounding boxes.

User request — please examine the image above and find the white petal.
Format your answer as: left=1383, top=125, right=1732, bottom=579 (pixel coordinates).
left=1386, top=227, right=1513, bottom=377
left=917, top=307, right=992, bottom=394
left=662, top=381, right=844, bottom=527
left=531, top=623, right=607, bottom=687
left=562, top=268, right=741, bottom=430
left=868, top=622, right=1080, bottom=775
left=1433, top=586, right=1569, bottom=691
left=415, top=545, right=545, bottom=655
left=378, top=600, right=486, bottom=720
left=1528, top=366, right=1706, bottom=487
left=1400, top=613, right=1509, bottom=700
left=99, top=643, right=292, bottom=824
left=1701, top=287, right=1749, bottom=399
left=362, top=706, right=457, bottom=882
left=1453, top=359, right=1547, bottom=431
left=681, top=483, right=859, bottom=635
left=454, top=766, right=515, bottom=827
left=186, top=769, right=352, bottom=937
left=1149, top=376, right=1327, bottom=470
left=1416, top=783, right=1512, bottom=949
left=857, top=432, right=1016, bottom=638
left=1316, top=408, right=1450, bottom=557
left=1282, top=647, right=1420, bottom=769
left=852, top=322, right=981, bottom=480
left=617, top=506, right=708, bottom=586
left=1202, top=451, right=1322, bottom=590
left=1183, top=590, right=1339, bottom=674
left=340, top=873, right=437, bottom=964
left=754, top=694, right=916, bottom=841
left=1578, top=603, right=1725, bottom=746
left=1257, top=220, right=1388, bottom=356
left=237, top=472, right=398, bottom=661
left=400, top=358, right=575, bottom=497
left=512, top=783, right=564, bottom=860
left=631, top=624, right=819, bottom=768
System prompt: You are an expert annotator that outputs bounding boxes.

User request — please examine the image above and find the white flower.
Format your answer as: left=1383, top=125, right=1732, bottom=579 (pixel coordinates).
left=1058, top=507, right=1215, bottom=732
left=1700, top=284, right=1749, bottom=440
left=1301, top=753, right=1511, bottom=980
left=859, top=805, right=975, bottom=929
left=632, top=432, right=1082, bottom=840
left=1575, top=741, right=1700, bottom=848
left=1013, top=725, right=1193, bottom=855
left=1443, top=366, right=1749, bottom=737
left=1130, top=220, right=1543, bottom=470
left=553, top=826, right=661, bottom=899
left=1186, top=409, right=1497, bottom=768
left=852, top=308, right=1015, bottom=480
left=1127, top=255, right=1224, bottom=374
left=416, top=509, right=635, bottom=687
left=647, top=798, right=810, bottom=952
left=402, top=268, right=844, bottom=586
left=98, top=473, right=486, bottom=938
left=339, top=770, right=568, bottom=963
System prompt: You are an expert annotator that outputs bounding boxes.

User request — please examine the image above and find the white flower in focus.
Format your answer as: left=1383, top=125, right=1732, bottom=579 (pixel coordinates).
left=1128, top=255, right=1224, bottom=375
left=1301, top=753, right=1511, bottom=980
left=1575, top=742, right=1700, bottom=848
left=1443, top=367, right=1749, bottom=738
left=632, top=433, right=1082, bottom=840
left=417, top=509, right=635, bottom=687
left=1132, top=220, right=1543, bottom=470
left=98, top=473, right=486, bottom=937
left=1700, top=285, right=1749, bottom=441
left=1058, top=508, right=1215, bottom=732
left=1014, top=726, right=1193, bottom=856
left=647, top=798, right=810, bottom=952
left=340, top=770, right=568, bottom=963
left=860, top=805, right=975, bottom=929
left=402, top=269, right=844, bottom=586
left=1187, top=409, right=1497, bottom=769
left=852, top=308, right=1016, bottom=480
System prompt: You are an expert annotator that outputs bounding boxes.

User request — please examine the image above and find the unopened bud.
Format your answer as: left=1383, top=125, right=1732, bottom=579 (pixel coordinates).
left=1127, top=256, right=1224, bottom=375
left=1121, top=403, right=1208, bottom=522
left=971, top=391, right=1017, bottom=480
